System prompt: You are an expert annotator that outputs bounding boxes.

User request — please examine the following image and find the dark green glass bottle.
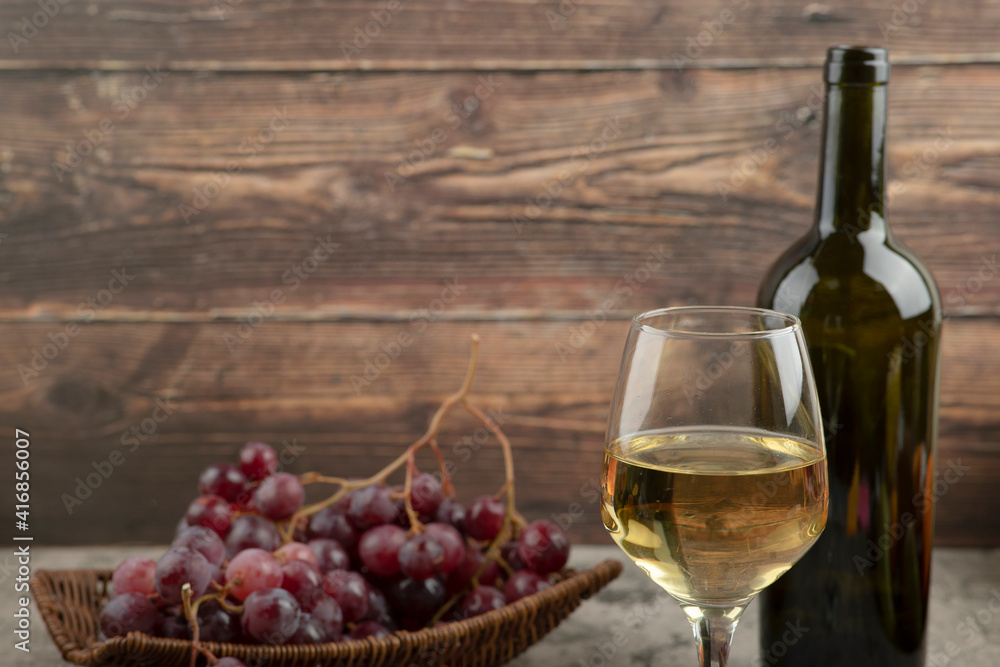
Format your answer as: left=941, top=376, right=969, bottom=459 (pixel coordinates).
left=757, top=46, right=941, bottom=666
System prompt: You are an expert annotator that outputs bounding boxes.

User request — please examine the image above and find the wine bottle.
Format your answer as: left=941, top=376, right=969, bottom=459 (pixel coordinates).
left=757, top=46, right=942, bottom=666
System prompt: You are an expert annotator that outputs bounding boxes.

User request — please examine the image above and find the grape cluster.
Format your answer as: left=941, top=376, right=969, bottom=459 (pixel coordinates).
left=100, top=441, right=571, bottom=659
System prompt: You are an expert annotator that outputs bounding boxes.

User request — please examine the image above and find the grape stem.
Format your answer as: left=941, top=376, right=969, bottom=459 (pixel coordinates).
left=279, top=334, right=486, bottom=542
left=295, top=335, right=523, bottom=629
left=401, top=457, right=423, bottom=533
left=182, top=579, right=243, bottom=667
left=463, top=400, right=526, bottom=535
left=426, top=401, right=524, bottom=626
left=427, top=437, right=456, bottom=498
left=181, top=584, right=217, bottom=667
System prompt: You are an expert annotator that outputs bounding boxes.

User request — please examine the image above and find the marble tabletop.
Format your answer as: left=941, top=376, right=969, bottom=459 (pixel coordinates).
left=5, top=544, right=999, bottom=666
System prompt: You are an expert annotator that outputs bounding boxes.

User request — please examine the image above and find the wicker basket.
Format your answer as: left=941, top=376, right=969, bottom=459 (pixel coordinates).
left=32, top=560, right=622, bottom=667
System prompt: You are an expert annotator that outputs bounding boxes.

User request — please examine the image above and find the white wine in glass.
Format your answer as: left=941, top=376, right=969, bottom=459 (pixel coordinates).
left=601, top=307, right=829, bottom=666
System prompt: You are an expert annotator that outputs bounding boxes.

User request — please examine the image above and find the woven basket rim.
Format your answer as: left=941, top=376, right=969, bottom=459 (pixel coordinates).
left=32, top=559, right=623, bottom=667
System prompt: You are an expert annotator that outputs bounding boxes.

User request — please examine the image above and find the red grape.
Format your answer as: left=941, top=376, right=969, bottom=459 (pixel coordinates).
left=434, top=498, right=466, bottom=532
left=157, top=612, right=190, bottom=639
left=308, top=538, right=350, bottom=573
left=348, top=484, right=397, bottom=529
left=479, top=557, right=502, bottom=588
left=233, top=484, right=257, bottom=512
left=208, top=561, right=224, bottom=586
left=225, top=515, right=281, bottom=557
left=241, top=588, right=301, bottom=645
left=333, top=488, right=356, bottom=512
left=226, top=548, right=283, bottom=601
left=409, top=473, right=443, bottom=515
left=172, top=525, right=225, bottom=566
left=500, top=540, right=526, bottom=571
left=291, top=596, right=343, bottom=643
left=254, top=472, right=304, bottom=521
left=424, top=523, right=464, bottom=573
left=274, top=541, right=318, bottom=567
left=280, top=559, right=324, bottom=610
left=310, top=595, right=344, bottom=633
left=111, top=557, right=156, bottom=597
left=385, top=575, right=446, bottom=622
left=460, top=586, right=505, bottom=618
left=198, top=463, right=247, bottom=502
left=197, top=599, right=243, bottom=643
left=349, top=621, right=391, bottom=640
left=289, top=617, right=326, bottom=644
left=306, top=507, right=358, bottom=549
left=185, top=495, right=233, bottom=536
left=398, top=533, right=445, bottom=580
left=517, top=520, right=570, bottom=575
left=322, top=570, right=370, bottom=623
left=464, top=495, right=505, bottom=541
left=445, top=546, right=501, bottom=596
left=504, top=570, right=551, bottom=602
left=361, top=586, right=394, bottom=627
left=239, top=441, right=279, bottom=480
left=154, top=547, right=212, bottom=605
left=392, top=494, right=409, bottom=527
left=358, top=524, right=407, bottom=577
left=100, top=592, right=158, bottom=637
left=291, top=520, right=309, bottom=544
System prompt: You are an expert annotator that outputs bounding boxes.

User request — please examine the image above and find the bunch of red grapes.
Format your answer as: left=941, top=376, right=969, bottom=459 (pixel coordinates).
left=100, top=441, right=570, bottom=665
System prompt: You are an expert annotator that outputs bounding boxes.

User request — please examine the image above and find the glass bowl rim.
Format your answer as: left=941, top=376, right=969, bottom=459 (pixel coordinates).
left=631, top=305, right=802, bottom=339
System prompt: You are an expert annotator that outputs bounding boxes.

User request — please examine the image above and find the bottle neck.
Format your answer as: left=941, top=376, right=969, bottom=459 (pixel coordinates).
left=815, top=82, right=889, bottom=240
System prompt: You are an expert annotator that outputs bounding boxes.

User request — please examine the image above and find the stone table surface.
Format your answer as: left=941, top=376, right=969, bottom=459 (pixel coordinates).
left=4, top=544, right=999, bottom=666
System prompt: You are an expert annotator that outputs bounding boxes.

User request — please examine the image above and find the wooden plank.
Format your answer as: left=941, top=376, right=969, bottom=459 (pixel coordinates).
left=0, top=318, right=996, bottom=545
left=2, top=67, right=999, bottom=318
left=2, top=0, right=1000, bottom=71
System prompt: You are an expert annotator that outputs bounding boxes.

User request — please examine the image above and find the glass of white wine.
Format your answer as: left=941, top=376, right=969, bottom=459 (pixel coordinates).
left=602, top=306, right=829, bottom=666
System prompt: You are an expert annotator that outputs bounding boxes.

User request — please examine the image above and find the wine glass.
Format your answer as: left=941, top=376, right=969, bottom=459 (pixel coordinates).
left=601, top=306, right=828, bottom=667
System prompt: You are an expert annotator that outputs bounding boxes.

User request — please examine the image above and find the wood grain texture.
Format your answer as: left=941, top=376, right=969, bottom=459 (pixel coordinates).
left=0, top=318, right=995, bottom=545
left=2, top=0, right=1000, bottom=70
left=3, top=1, right=998, bottom=547
left=2, top=67, right=998, bottom=318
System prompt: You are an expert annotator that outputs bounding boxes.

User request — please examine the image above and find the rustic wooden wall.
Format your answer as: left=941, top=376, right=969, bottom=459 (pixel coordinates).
left=1, top=0, right=998, bottom=546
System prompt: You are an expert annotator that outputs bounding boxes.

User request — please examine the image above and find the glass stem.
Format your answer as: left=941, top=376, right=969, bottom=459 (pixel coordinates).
left=683, top=605, right=745, bottom=667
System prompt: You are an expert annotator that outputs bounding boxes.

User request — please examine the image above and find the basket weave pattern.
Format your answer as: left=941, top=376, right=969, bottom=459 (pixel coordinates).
left=32, top=560, right=622, bottom=667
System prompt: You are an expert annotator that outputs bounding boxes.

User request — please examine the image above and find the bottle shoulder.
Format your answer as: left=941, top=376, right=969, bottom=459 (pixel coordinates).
left=759, top=230, right=942, bottom=324
left=885, top=235, right=943, bottom=313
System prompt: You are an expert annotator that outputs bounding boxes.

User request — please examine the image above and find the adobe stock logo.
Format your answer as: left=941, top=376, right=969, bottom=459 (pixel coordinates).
left=671, top=0, right=751, bottom=71
left=340, top=0, right=413, bottom=61
left=7, top=0, right=71, bottom=54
